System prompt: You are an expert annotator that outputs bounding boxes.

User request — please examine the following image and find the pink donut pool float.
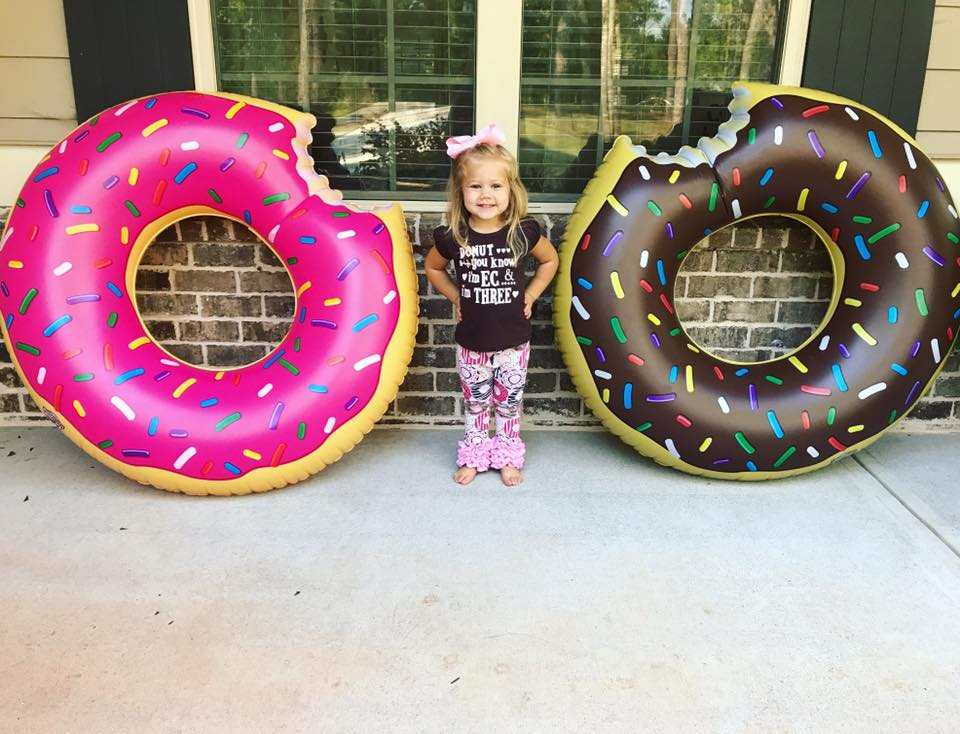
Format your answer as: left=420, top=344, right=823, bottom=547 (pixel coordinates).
left=0, top=92, right=417, bottom=495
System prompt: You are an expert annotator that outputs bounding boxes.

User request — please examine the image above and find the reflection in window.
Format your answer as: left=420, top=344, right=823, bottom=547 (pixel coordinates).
left=520, top=0, right=786, bottom=197
left=213, top=0, right=476, bottom=196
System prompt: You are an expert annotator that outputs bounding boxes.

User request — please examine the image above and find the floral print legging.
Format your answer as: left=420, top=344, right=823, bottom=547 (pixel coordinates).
left=456, top=342, right=530, bottom=471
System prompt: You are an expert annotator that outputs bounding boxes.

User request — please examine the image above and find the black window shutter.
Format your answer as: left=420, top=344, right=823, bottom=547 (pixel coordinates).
left=801, top=0, right=935, bottom=136
left=64, top=0, right=196, bottom=122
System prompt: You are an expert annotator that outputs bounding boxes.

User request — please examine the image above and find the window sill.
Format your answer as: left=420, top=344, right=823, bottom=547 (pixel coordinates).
left=344, top=199, right=576, bottom=215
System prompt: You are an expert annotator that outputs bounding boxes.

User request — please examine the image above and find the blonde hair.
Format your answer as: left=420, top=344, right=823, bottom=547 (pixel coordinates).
left=444, top=143, right=531, bottom=262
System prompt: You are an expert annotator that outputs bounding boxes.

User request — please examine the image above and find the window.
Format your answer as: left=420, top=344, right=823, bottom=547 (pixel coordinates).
left=206, top=0, right=790, bottom=203
left=212, top=0, right=476, bottom=197
left=519, top=0, right=788, bottom=198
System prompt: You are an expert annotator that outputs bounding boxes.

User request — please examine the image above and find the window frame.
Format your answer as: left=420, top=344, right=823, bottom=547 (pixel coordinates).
left=188, top=0, right=811, bottom=214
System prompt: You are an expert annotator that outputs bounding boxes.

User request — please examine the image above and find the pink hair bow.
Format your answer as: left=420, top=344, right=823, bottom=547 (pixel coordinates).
left=445, top=123, right=506, bottom=159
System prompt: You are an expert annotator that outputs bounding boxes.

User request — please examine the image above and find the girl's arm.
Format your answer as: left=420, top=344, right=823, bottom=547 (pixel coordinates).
left=523, top=236, right=560, bottom=319
left=424, top=246, right=461, bottom=321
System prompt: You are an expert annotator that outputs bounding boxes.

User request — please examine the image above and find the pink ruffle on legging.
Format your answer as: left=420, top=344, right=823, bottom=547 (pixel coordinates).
left=489, top=434, right=525, bottom=470
left=457, top=436, right=491, bottom=471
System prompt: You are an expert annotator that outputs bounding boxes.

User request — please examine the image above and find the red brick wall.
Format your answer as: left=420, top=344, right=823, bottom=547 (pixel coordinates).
left=1, top=208, right=957, bottom=429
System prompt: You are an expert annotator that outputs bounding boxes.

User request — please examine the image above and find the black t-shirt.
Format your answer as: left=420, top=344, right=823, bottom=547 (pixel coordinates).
left=433, top=219, right=542, bottom=352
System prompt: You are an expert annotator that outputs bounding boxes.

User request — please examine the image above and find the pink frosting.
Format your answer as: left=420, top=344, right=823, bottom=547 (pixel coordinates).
left=0, top=92, right=403, bottom=482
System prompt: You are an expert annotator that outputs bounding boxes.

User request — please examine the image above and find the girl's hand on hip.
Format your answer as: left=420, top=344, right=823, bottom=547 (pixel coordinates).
left=523, top=293, right=534, bottom=319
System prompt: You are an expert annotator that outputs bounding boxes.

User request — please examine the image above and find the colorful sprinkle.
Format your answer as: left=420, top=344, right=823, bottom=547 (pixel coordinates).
left=42, top=314, right=72, bottom=336
left=915, top=289, right=928, bottom=316
left=807, top=130, right=825, bottom=159
left=96, top=132, right=122, bottom=152
left=226, top=101, right=246, bottom=119
left=142, top=119, right=168, bottom=137
left=337, top=258, right=360, bottom=280
left=734, top=431, right=755, bottom=454
left=846, top=172, right=871, bottom=200
left=110, top=395, right=135, bottom=421
left=867, top=223, right=900, bottom=244
left=172, top=378, right=196, bottom=398
left=263, top=192, right=291, bottom=206
left=65, top=223, right=99, bottom=235
left=174, top=162, right=198, bottom=184
left=606, top=194, right=628, bottom=216
left=215, top=412, right=242, bottom=432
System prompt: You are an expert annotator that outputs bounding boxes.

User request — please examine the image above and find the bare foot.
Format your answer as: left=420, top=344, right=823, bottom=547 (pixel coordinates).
left=454, top=466, right=478, bottom=485
left=500, top=466, right=523, bottom=487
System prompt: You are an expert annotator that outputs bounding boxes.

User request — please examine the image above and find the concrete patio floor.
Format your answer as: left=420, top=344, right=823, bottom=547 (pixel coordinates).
left=1, top=426, right=959, bottom=733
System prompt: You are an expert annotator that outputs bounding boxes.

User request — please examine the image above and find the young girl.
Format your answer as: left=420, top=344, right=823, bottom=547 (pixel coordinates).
left=425, top=124, right=559, bottom=487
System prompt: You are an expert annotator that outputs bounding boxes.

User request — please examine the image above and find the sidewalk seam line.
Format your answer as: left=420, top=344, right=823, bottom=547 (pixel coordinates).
left=853, top=454, right=960, bottom=561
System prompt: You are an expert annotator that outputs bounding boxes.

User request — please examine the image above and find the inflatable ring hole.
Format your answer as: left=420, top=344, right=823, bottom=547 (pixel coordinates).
left=674, top=214, right=840, bottom=366
left=133, top=214, right=295, bottom=370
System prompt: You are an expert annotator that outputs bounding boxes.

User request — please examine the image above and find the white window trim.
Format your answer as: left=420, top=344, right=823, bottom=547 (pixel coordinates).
left=475, top=1, right=522, bottom=154
left=779, top=0, right=812, bottom=87
left=187, top=0, right=218, bottom=92
left=186, top=0, right=813, bottom=216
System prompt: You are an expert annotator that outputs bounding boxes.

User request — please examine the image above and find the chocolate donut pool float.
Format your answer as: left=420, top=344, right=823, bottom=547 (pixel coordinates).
left=555, top=82, right=959, bottom=479
left=0, top=92, right=417, bottom=494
